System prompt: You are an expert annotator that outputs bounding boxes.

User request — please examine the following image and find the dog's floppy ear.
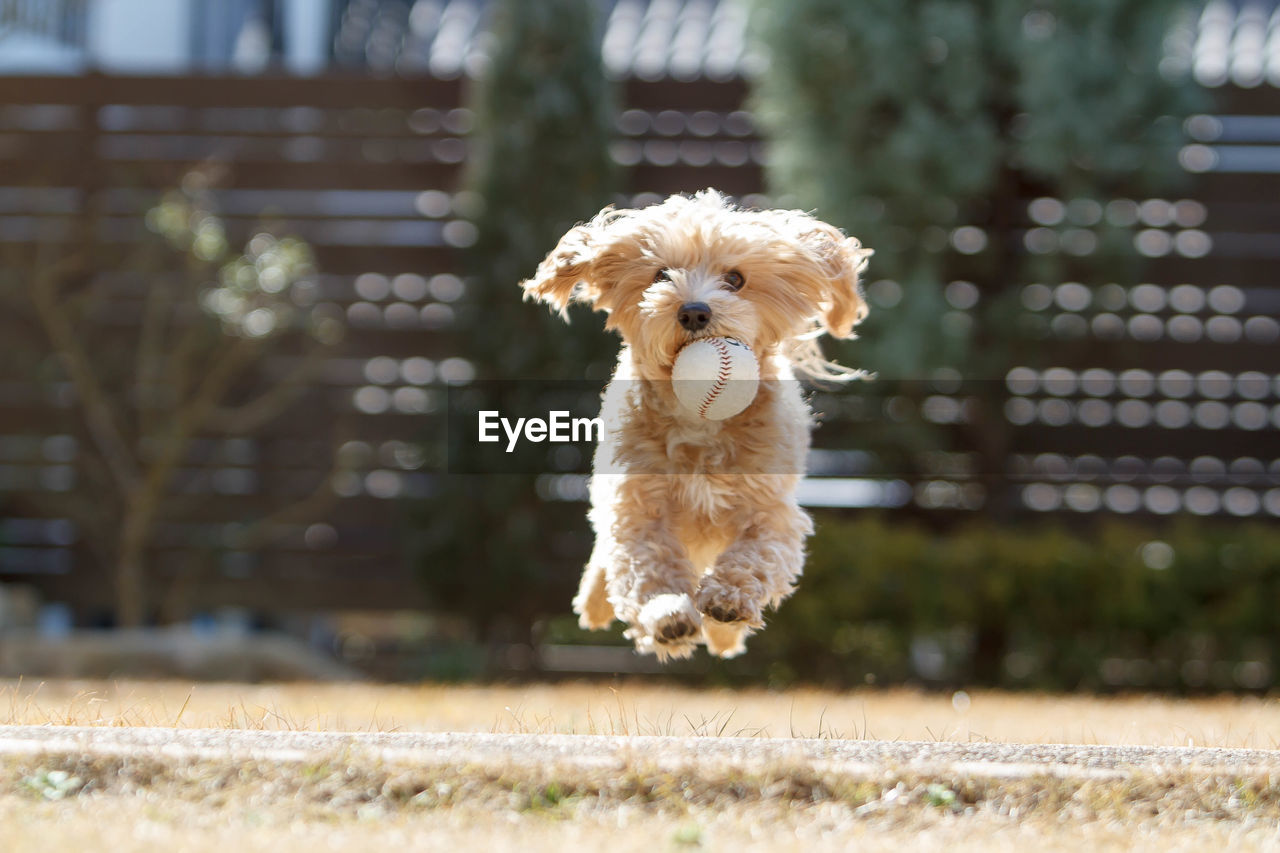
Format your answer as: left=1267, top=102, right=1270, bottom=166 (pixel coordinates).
left=521, top=208, right=617, bottom=318
left=801, top=223, right=873, bottom=339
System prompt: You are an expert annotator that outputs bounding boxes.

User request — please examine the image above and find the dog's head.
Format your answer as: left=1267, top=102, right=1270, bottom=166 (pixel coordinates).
left=521, top=190, right=872, bottom=378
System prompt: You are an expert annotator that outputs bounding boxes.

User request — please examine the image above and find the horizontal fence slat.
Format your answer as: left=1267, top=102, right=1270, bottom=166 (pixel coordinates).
left=623, top=78, right=751, bottom=112
left=0, top=74, right=464, bottom=110
left=0, top=161, right=462, bottom=192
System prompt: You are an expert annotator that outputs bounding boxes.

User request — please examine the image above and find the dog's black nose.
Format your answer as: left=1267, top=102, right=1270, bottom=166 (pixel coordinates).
left=677, top=302, right=711, bottom=332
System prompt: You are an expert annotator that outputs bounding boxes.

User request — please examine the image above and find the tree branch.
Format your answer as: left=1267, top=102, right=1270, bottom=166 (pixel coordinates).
left=165, top=310, right=219, bottom=413
left=134, top=274, right=174, bottom=438
left=228, top=422, right=354, bottom=552
left=205, top=346, right=328, bottom=434
left=29, top=254, right=141, bottom=497
left=134, top=335, right=261, bottom=509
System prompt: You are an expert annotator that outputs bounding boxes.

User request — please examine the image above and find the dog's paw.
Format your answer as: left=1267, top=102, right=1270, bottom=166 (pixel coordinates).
left=629, top=593, right=701, bottom=659
left=632, top=633, right=698, bottom=661
left=702, top=620, right=749, bottom=659
left=695, top=577, right=765, bottom=629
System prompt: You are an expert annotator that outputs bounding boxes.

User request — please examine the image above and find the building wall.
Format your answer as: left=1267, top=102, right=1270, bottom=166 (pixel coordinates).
left=0, top=0, right=332, bottom=74
left=88, top=0, right=194, bottom=73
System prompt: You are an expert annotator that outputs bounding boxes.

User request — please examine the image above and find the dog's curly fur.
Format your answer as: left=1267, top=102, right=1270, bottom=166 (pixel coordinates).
left=523, top=190, right=871, bottom=660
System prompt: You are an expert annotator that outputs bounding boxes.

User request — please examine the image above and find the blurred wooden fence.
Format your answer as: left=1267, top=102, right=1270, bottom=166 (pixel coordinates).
left=0, top=72, right=1276, bottom=619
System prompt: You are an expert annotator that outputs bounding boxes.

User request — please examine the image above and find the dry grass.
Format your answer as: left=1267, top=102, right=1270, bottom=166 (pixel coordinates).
left=4, top=678, right=1280, bottom=851
left=3, top=738, right=1280, bottom=852
left=3, top=677, right=1280, bottom=748
left=7, top=790, right=1278, bottom=853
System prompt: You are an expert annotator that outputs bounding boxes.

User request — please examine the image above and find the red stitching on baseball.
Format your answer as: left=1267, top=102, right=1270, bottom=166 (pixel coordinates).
left=699, top=338, right=732, bottom=418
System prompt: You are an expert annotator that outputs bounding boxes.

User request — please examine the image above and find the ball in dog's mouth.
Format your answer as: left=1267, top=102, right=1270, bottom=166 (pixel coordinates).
left=671, top=337, right=760, bottom=420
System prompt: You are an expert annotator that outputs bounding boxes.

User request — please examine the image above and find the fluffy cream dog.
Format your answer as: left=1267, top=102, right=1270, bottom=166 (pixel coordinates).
left=522, top=190, right=871, bottom=660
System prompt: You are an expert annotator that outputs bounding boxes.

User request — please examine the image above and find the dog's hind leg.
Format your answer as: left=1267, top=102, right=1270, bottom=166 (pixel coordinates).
left=572, top=561, right=615, bottom=630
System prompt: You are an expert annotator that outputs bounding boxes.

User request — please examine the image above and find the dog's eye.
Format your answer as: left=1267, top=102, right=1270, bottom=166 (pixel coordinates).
left=653, top=268, right=670, bottom=283
left=722, top=270, right=745, bottom=291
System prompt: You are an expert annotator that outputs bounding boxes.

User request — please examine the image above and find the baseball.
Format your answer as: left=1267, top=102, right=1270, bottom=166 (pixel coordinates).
left=671, top=337, right=760, bottom=420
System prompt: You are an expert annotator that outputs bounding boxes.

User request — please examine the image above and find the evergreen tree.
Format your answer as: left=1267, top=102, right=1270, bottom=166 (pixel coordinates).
left=412, top=0, right=618, bottom=651
left=750, top=0, right=1200, bottom=676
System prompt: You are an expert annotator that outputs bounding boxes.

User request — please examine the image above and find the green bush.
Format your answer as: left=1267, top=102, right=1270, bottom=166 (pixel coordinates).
left=737, top=515, right=1280, bottom=691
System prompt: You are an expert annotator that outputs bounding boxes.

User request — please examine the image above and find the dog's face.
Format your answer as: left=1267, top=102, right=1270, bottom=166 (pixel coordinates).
left=522, top=190, right=871, bottom=376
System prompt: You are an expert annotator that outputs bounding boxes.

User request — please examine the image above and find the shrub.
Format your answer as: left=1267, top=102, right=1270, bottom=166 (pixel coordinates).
left=736, top=515, right=1280, bottom=691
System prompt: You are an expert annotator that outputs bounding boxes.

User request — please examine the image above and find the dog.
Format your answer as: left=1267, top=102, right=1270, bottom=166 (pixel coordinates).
left=522, top=190, right=871, bottom=660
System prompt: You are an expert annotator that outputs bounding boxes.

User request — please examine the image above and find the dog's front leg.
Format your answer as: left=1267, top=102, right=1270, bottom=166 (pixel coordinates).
left=606, top=475, right=702, bottom=660
left=696, top=496, right=812, bottom=656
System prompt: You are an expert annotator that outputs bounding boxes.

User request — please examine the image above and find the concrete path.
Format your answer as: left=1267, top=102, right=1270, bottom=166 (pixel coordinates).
left=2, top=725, right=1278, bottom=781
